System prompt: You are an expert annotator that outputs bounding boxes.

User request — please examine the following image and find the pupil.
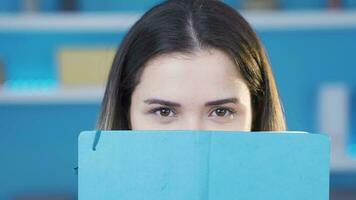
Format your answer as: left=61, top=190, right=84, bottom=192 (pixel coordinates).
left=216, top=109, right=226, bottom=116
left=160, top=108, right=170, bottom=116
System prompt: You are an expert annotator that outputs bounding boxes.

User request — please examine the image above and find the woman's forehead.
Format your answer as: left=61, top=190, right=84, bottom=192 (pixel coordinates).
left=140, top=49, right=243, bottom=85
left=133, top=49, right=250, bottom=105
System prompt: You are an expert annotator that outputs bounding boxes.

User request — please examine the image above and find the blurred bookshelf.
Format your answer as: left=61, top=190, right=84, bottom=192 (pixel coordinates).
left=0, top=12, right=355, bottom=173
left=0, top=10, right=356, bottom=31
left=0, top=7, right=356, bottom=200
left=0, top=10, right=356, bottom=105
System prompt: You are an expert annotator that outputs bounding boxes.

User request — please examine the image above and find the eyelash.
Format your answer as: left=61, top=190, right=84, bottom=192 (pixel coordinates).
left=149, top=107, right=177, bottom=118
left=149, top=106, right=236, bottom=118
left=209, top=106, right=236, bottom=118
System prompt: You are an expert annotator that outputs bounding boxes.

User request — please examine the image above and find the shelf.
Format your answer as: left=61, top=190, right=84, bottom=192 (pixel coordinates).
left=0, top=10, right=355, bottom=32
left=243, top=10, right=356, bottom=30
left=0, top=12, right=141, bottom=32
left=0, top=86, right=104, bottom=104
left=331, top=157, right=356, bottom=172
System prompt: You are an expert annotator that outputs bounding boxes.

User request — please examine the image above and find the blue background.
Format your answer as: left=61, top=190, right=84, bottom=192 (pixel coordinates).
left=0, top=0, right=356, bottom=199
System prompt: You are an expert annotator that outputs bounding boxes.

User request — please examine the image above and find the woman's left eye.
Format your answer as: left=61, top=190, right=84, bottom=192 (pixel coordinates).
left=150, top=107, right=176, bottom=118
left=209, top=107, right=236, bottom=118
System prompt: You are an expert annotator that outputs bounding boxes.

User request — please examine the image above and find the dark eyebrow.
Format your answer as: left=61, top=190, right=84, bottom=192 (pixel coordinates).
left=205, top=98, right=239, bottom=106
left=144, top=98, right=181, bottom=107
left=143, top=98, right=238, bottom=107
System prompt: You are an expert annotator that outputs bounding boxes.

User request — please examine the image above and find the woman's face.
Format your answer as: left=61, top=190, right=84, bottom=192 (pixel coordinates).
left=129, top=48, right=252, bottom=131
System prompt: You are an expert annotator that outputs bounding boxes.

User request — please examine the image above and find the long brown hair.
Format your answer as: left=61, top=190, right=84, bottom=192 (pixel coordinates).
left=96, top=0, right=286, bottom=131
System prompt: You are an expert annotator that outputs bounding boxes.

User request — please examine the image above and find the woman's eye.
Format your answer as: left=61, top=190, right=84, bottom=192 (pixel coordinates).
left=152, top=107, right=176, bottom=117
left=210, top=107, right=235, bottom=118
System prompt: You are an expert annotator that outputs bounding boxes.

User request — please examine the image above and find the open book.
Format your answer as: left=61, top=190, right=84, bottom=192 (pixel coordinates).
left=78, top=130, right=329, bottom=200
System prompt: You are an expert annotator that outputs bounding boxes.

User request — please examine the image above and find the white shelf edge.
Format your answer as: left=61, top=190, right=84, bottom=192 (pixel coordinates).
left=0, top=10, right=356, bottom=32
left=0, top=86, right=104, bottom=104
left=330, top=158, right=356, bottom=172
left=243, top=10, right=356, bottom=30
left=0, top=12, right=142, bottom=32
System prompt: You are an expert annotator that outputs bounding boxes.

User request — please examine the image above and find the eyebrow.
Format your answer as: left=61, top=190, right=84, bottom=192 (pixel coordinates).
left=205, top=97, right=239, bottom=106
left=143, top=97, right=238, bottom=107
left=144, top=99, right=181, bottom=107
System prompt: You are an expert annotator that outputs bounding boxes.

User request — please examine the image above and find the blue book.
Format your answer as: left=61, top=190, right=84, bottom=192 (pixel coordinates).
left=78, top=131, right=329, bottom=200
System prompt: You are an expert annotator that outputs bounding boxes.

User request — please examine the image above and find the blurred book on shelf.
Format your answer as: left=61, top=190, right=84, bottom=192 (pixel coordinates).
left=20, top=0, right=77, bottom=13
left=328, top=0, right=341, bottom=9
left=0, top=59, right=4, bottom=86
left=318, top=84, right=356, bottom=171
left=331, top=189, right=356, bottom=200
left=60, top=0, right=77, bottom=11
left=241, top=0, right=279, bottom=10
left=57, top=47, right=115, bottom=87
left=21, top=0, right=39, bottom=13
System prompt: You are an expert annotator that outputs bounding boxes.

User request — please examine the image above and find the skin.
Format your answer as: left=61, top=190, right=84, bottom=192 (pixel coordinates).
left=129, top=48, right=252, bottom=131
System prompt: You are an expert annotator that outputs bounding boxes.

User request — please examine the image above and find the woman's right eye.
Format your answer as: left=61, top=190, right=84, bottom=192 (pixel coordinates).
left=151, top=107, right=176, bottom=118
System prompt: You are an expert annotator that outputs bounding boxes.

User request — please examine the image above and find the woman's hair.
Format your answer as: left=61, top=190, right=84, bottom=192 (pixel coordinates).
left=96, top=0, right=286, bottom=131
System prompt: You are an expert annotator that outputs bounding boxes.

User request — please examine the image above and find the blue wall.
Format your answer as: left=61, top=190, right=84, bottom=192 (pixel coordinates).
left=259, top=28, right=356, bottom=132
left=0, top=103, right=99, bottom=199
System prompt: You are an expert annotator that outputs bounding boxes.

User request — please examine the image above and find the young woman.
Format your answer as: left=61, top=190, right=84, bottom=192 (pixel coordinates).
left=96, top=0, right=286, bottom=131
